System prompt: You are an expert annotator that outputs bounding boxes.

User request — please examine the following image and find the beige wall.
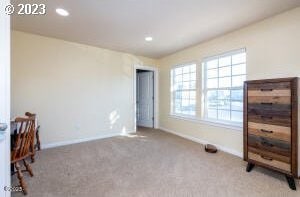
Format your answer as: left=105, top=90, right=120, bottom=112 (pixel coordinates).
left=11, top=31, right=157, bottom=146
left=158, top=7, right=300, bottom=156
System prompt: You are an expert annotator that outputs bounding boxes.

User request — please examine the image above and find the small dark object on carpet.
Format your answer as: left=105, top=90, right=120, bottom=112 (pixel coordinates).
left=205, top=144, right=217, bottom=153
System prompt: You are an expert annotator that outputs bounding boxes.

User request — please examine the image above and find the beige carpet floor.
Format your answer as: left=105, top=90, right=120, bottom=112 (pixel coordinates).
left=12, top=127, right=300, bottom=197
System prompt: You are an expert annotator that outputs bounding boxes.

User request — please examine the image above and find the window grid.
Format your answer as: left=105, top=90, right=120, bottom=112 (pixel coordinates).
left=171, top=64, right=197, bottom=116
left=203, top=49, right=246, bottom=123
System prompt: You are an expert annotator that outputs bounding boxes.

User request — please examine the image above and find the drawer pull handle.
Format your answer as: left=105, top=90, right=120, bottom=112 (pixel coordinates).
left=261, top=116, right=273, bottom=119
left=260, top=129, right=273, bottom=134
left=260, top=88, right=273, bottom=91
left=261, top=155, right=273, bottom=161
left=261, top=102, right=273, bottom=105
left=261, top=141, right=274, bottom=147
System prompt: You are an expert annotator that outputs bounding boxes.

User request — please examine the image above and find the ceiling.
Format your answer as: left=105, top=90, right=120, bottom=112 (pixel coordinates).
left=12, top=0, right=300, bottom=58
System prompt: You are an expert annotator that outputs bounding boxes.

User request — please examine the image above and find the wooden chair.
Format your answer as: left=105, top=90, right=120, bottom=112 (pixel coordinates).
left=11, top=117, right=36, bottom=195
left=25, top=112, right=41, bottom=158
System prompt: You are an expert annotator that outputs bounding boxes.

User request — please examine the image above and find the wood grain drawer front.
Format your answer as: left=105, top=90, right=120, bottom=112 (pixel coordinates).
left=247, top=82, right=291, bottom=91
left=248, top=103, right=291, bottom=127
left=248, top=103, right=291, bottom=116
left=248, top=122, right=291, bottom=142
left=248, top=134, right=291, bottom=157
left=248, top=114, right=291, bottom=127
left=248, top=89, right=291, bottom=97
left=248, top=96, right=291, bottom=105
left=248, top=152, right=291, bottom=172
left=248, top=147, right=290, bottom=164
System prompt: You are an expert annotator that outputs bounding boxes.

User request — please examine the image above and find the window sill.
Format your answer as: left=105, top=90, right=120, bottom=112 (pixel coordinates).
left=169, top=114, right=243, bottom=131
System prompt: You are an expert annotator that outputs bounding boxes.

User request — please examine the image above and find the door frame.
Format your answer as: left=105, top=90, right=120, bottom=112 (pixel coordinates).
left=0, top=0, right=11, bottom=196
left=133, top=65, right=159, bottom=132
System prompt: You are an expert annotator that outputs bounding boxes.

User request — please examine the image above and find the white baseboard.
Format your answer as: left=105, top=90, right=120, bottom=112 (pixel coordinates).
left=42, top=131, right=134, bottom=149
left=159, top=127, right=243, bottom=158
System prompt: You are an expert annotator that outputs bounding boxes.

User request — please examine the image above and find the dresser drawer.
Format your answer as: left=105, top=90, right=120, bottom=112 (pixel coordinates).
left=248, top=103, right=291, bottom=116
left=248, top=114, right=291, bottom=127
left=247, top=82, right=291, bottom=91
left=248, top=89, right=291, bottom=97
left=248, top=147, right=290, bottom=164
left=248, top=96, right=290, bottom=105
left=248, top=134, right=291, bottom=157
left=248, top=103, right=291, bottom=127
left=247, top=82, right=291, bottom=97
left=248, top=122, right=291, bottom=142
left=248, top=152, right=291, bottom=172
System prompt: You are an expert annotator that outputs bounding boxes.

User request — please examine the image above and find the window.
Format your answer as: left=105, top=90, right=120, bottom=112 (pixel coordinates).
left=171, top=63, right=196, bottom=116
left=202, top=49, right=246, bottom=124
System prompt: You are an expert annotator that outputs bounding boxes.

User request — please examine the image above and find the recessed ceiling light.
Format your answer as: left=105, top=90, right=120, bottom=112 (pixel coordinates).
left=145, top=37, right=153, bottom=42
left=56, top=8, right=69, bottom=16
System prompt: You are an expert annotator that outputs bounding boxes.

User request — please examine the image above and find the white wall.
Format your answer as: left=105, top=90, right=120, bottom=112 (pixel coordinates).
left=11, top=31, right=157, bottom=147
left=158, top=7, right=300, bottom=157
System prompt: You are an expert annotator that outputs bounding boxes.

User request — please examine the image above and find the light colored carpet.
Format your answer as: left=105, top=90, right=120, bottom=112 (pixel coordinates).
left=12, top=127, right=300, bottom=197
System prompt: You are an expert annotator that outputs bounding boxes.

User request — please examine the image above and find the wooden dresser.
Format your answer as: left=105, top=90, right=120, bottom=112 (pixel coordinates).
left=243, top=77, right=298, bottom=190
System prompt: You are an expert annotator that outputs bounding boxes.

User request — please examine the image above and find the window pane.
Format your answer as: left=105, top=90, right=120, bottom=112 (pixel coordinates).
left=183, top=73, right=190, bottom=81
left=175, top=108, right=181, bottom=114
left=190, top=91, right=196, bottom=100
left=218, top=100, right=230, bottom=110
left=175, top=75, right=182, bottom=83
left=171, top=64, right=196, bottom=116
left=175, top=83, right=183, bottom=91
left=182, top=91, right=189, bottom=99
left=219, top=66, right=231, bottom=77
left=218, top=110, right=230, bottom=121
left=219, top=56, right=231, bottom=67
left=182, top=99, right=189, bottom=107
left=190, top=64, right=196, bottom=72
left=232, top=53, right=246, bottom=64
left=207, top=100, right=218, bottom=109
left=231, top=101, right=243, bottom=111
left=183, top=66, right=190, bottom=73
left=190, top=81, right=196, bottom=89
left=175, top=99, right=181, bottom=114
left=207, top=78, right=218, bottom=88
left=175, top=67, right=182, bottom=75
left=232, top=64, right=246, bottom=75
left=175, top=92, right=182, bottom=99
left=207, top=109, right=217, bottom=119
left=182, top=100, right=195, bottom=115
left=207, top=90, right=218, bottom=100
left=231, top=89, right=243, bottom=101
left=218, top=90, right=230, bottom=100
left=232, top=75, right=246, bottom=87
left=231, top=111, right=243, bottom=122
left=190, top=72, right=196, bottom=80
left=207, top=59, right=218, bottom=69
left=182, top=82, right=189, bottom=89
left=219, top=77, right=231, bottom=88
left=207, top=69, right=218, bottom=78
left=203, top=50, right=246, bottom=123
left=190, top=99, right=196, bottom=105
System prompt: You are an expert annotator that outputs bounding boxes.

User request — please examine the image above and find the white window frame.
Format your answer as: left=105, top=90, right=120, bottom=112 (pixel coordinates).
left=202, top=48, right=246, bottom=127
left=170, top=62, right=197, bottom=118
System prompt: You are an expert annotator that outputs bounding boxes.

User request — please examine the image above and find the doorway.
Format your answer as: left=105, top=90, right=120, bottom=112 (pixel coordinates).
left=136, top=70, right=154, bottom=128
left=133, top=65, right=158, bottom=131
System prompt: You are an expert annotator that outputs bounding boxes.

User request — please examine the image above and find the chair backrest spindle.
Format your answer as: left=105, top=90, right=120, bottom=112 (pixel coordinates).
left=11, top=117, right=36, bottom=163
